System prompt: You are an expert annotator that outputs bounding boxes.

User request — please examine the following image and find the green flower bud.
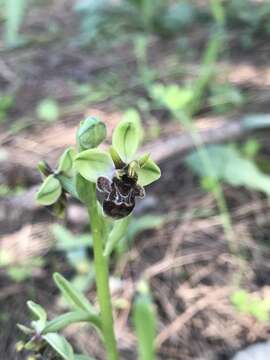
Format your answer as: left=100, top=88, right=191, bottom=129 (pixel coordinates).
left=77, top=117, right=107, bottom=150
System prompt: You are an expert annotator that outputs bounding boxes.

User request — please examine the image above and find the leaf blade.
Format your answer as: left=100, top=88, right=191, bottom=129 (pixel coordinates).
left=53, top=273, right=93, bottom=313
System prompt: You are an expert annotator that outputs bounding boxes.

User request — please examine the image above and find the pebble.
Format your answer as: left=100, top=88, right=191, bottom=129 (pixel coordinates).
left=232, top=342, right=270, bottom=360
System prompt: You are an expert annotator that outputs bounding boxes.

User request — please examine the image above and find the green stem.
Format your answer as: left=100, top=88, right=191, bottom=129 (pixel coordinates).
left=87, top=182, right=119, bottom=360
left=176, top=111, right=237, bottom=254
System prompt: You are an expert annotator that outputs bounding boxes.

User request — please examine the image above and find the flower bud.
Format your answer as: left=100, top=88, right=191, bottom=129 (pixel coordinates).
left=77, top=117, right=107, bottom=150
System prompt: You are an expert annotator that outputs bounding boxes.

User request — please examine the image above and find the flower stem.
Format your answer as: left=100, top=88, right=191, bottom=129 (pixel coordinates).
left=87, top=182, right=119, bottom=360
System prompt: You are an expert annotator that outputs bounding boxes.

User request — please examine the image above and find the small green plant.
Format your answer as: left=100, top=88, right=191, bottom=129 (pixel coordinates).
left=19, top=114, right=161, bottom=359
left=186, top=144, right=270, bottom=197
left=231, top=289, right=270, bottom=322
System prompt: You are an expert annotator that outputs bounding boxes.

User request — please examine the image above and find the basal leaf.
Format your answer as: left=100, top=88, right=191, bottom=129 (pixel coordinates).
left=43, top=333, right=74, bottom=360
left=27, top=301, right=47, bottom=333
left=27, top=301, right=47, bottom=328
left=43, top=310, right=101, bottom=334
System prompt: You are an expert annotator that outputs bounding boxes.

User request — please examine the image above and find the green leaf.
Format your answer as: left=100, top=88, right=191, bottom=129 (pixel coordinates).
left=53, top=273, right=93, bottom=312
left=186, top=145, right=270, bottom=196
left=58, top=148, right=76, bottom=177
left=74, top=355, right=96, bottom=360
left=27, top=301, right=47, bottom=322
left=36, top=175, right=62, bottom=206
left=112, top=109, right=142, bottom=162
left=27, top=301, right=47, bottom=332
left=75, top=149, right=114, bottom=183
left=42, top=310, right=101, bottom=334
left=43, top=333, right=74, bottom=360
left=137, top=158, right=161, bottom=186
left=77, top=117, right=107, bottom=150
left=17, top=324, right=34, bottom=335
left=128, top=215, right=164, bottom=242
left=116, top=215, right=165, bottom=254
left=37, top=98, right=59, bottom=122
left=103, top=216, right=131, bottom=257
left=52, top=224, right=92, bottom=251
left=133, top=287, right=157, bottom=360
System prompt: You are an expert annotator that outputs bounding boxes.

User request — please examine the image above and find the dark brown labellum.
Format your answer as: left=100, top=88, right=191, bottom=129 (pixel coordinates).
left=97, top=174, right=145, bottom=219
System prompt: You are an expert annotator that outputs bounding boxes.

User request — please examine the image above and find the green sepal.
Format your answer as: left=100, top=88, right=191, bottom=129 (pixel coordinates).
left=112, top=109, right=142, bottom=162
left=138, top=153, right=150, bottom=168
left=75, top=149, right=114, bottom=183
left=57, top=148, right=76, bottom=177
left=58, top=175, right=78, bottom=199
left=43, top=333, right=74, bottom=360
left=53, top=273, right=94, bottom=313
left=36, top=175, right=62, bottom=206
left=137, top=158, right=161, bottom=186
left=77, top=117, right=107, bottom=150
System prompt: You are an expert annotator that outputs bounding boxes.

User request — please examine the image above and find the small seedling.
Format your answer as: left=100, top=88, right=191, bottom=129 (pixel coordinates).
left=231, top=289, right=270, bottom=322
left=19, top=114, right=161, bottom=360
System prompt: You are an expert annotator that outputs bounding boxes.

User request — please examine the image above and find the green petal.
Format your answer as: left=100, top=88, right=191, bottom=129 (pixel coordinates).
left=112, top=109, right=142, bottom=162
left=36, top=175, right=62, bottom=206
left=74, top=149, right=114, bottom=183
left=137, top=158, right=161, bottom=186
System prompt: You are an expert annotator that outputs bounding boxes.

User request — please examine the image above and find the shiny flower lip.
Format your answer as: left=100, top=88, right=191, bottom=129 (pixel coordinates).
left=97, top=168, right=145, bottom=219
